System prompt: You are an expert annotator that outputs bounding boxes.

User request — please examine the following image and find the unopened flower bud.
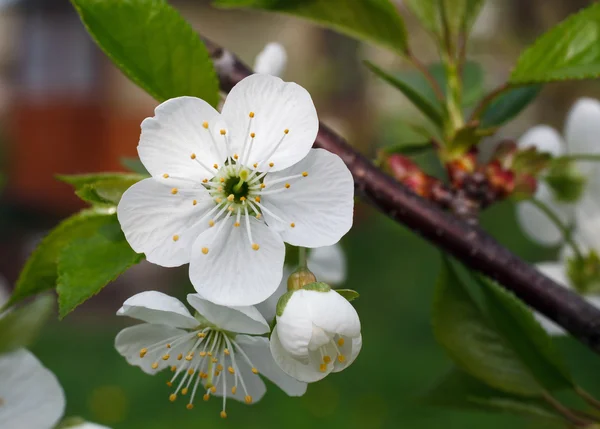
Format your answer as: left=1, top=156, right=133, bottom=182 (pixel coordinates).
left=287, top=267, right=317, bottom=291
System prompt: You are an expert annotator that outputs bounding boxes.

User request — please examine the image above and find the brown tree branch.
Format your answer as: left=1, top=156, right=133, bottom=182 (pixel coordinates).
left=202, top=38, right=600, bottom=354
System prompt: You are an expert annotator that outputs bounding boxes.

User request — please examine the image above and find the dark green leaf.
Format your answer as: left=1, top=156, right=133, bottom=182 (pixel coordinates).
left=0, top=295, right=54, bottom=354
left=121, top=157, right=150, bottom=175
left=71, top=0, right=219, bottom=106
left=477, top=276, right=574, bottom=391
left=335, top=289, right=359, bottom=302
left=59, top=172, right=144, bottom=205
left=365, top=60, right=443, bottom=126
left=214, top=0, right=408, bottom=55
left=57, top=215, right=143, bottom=318
left=423, top=367, right=561, bottom=421
left=480, top=85, right=542, bottom=128
left=433, top=257, right=542, bottom=396
left=382, top=141, right=433, bottom=157
left=510, top=3, right=600, bottom=84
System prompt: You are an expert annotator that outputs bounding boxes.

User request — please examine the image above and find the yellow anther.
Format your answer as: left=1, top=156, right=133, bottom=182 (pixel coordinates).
left=214, top=371, right=220, bottom=377
left=227, top=194, right=235, bottom=201
left=220, top=177, right=225, bottom=183
left=166, top=381, right=173, bottom=387
left=217, top=186, right=223, bottom=192
left=250, top=132, right=256, bottom=138
left=224, top=348, right=230, bottom=355
left=260, top=183, right=266, bottom=188
left=191, top=153, right=196, bottom=159
left=213, top=163, right=219, bottom=169
left=172, top=235, right=179, bottom=242
left=207, top=352, right=212, bottom=357
left=197, top=332, right=206, bottom=338
left=290, top=223, right=295, bottom=228
left=199, top=351, right=207, bottom=357
left=162, top=354, right=170, bottom=361
left=302, top=171, right=308, bottom=177
left=202, top=121, right=209, bottom=129
left=244, top=395, right=253, bottom=404
left=211, top=357, right=218, bottom=363
left=240, top=196, right=246, bottom=201
left=251, top=367, right=259, bottom=374
left=285, top=183, right=290, bottom=189
left=215, top=198, right=222, bottom=203
left=201, top=247, right=209, bottom=255
left=185, top=355, right=193, bottom=361
left=163, top=173, right=169, bottom=178
left=203, top=394, right=210, bottom=401
left=228, top=366, right=235, bottom=374
left=255, top=213, right=262, bottom=219
left=186, top=403, right=194, bottom=410
left=166, top=344, right=171, bottom=349
left=269, top=162, right=274, bottom=167
left=210, top=386, right=217, bottom=394
left=234, top=154, right=239, bottom=160
left=252, top=243, right=260, bottom=251
left=169, top=394, right=177, bottom=402
left=319, top=364, right=327, bottom=372
left=199, top=371, right=206, bottom=378
left=323, top=356, right=332, bottom=364
left=249, top=111, right=255, bottom=118
left=338, top=355, right=346, bottom=363
left=338, top=338, right=345, bottom=347
left=201, top=372, right=208, bottom=379
left=231, top=386, right=237, bottom=394
left=177, top=354, right=183, bottom=360
left=182, top=388, right=189, bottom=395
left=209, top=220, right=215, bottom=227
left=171, top=188, right=178, bottom=195
left=139, top=348, right=147, bottom=358
left=151, top=362, right=159, bottom=369
left=187, top=369, right=195, bottom=376
left=255, top=196, right=261, bottom=203
left=202, top=178, right=208, bottom=183
left=220, top=129, right=226, bottom=135
left=220, top=411, right=227, bottom=419
left=216, top=364, right=224, bottom=371
left=193, top=199, right=198, bottom=206
left=284, top=129, right=289, bottom=134
left=228, top=206, right=235, bottom=212
left=170, top=366, right=177, bottom=372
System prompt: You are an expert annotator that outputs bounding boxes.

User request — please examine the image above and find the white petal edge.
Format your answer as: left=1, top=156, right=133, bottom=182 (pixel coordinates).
left=262, top=149, right=354, bottom=248
left=117, top=178, right=214, bottom=267
left=221, top=74, right=318, bottom=172
left=308, top=244, right=347, bottom=285
left=117, top=291, right=199, bottom=329
left=253, top=42, right=287, bottom=77
left=0, top=349, right=65, bottom=429
left=138, top=96, right=226, bottom=180
left=235, top=335, right=307, bottom=396
left=565, top=98, right=600, bottom=155
left=189, top=215, right=285, bottom=306
left=517, top=125, right=565, bottom=157
left=255, top=266, right=292, bottom=323
left=187, top=294, right=269, bottom=335
left=301, top=290, right=361, bottom=338
left=275, top=290, right=313, bottom=359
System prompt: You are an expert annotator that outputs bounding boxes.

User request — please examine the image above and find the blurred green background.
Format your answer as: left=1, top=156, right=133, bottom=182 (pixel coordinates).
left=0, top=0, right=599, bottom=427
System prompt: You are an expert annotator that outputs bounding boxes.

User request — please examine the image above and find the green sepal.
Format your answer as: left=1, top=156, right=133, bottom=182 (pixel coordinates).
left=335, top=289, right=359, bottom=302
left=301, top=282, right=332, bottom=293
left=275, top=290, right=295, bottom=317
left=566, top=251, right=600, bottom=295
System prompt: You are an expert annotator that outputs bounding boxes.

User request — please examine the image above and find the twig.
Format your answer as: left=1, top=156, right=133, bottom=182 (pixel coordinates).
left=542, top=392, right=594, bottom=427
left=202, top=36, right=600, bottom=355
left=576, top=386, right=600, bottom=412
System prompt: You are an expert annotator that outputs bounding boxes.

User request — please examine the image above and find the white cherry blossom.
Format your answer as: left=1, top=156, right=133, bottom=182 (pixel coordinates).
left=117, top=74, right=354, bottom=306
left=253, top=42, right=287, bottom=77
left=115, top=291, right=306, bottom=418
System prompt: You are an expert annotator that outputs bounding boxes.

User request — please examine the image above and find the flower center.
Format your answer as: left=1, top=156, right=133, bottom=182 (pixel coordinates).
left=138, top=327, right=260, bottom=418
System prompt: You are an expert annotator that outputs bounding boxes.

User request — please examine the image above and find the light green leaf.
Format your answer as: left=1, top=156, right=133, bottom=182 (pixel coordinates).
left=121, top=157, right=150, bottom=175
left=9, top=210, right=119, bottom=306
left=510, top=3, right=600, bottom=84
left=71, top=0, right=219, bottom=106
left=433, top=257, right=542, bottom=396
left=405, top=0, right=485, bottom=38
left=57, top=215, right=143, bottom=318
left=214, top=0, right=408, bottom=55
left=423, top=367, right=561, bottom=421
left=0, top=295, right=54, bottom=354
left=477, top=276, right=574, bottom=391
left=59, top=172, right=144, bottom=205
left=335, top=289, right=359, bottom=302
left=480, top=85, right=542, bottom=128
left=364, top=60, right=444, bottom=126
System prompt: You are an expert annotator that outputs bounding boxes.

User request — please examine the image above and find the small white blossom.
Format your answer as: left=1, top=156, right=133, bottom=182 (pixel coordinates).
left=253, top=42, right=287, bottom=77
left=115, top=291, right=306, bottom=418
left=270, top=285, right=361, bottom=383
left=516, top=98, right=600, bottom=246
left=117, top=74, right=354, bottom=306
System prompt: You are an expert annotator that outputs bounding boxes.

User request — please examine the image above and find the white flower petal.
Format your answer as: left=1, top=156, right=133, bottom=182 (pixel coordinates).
left=117, top=291, right=199, bottom=329
left=117, top=178, right=214, bottom=267
left=253, top=42, right=287, bottom=77
left=189, top=216, right=285, bottom=306
left=138, top=96, right=226, bottom=180
left=301, top=290, right=360, bottom=338
left=0, top=349, right=65, bottom=429
left=221, top=74, right=318, bottom=172
left=574, top=193, right=600, bottom=252
left=262, top=149, right=354, bottom=247
left=71, top=423, right=112, bottom=429
left=332, top=335, right=362, bottom=372
left=517, top=125, right=565, bottom=156
left=187, top=294, right=269, bottom=335
left=115, top=323, right=188, bottom=374
left=308, top=244, right=346, bottom=285
left=275, top=291, right=313, bottom=359
left=270, top=328, right=331, bottom=383
left=255, top=266, right=292, bottom=323
left=516, top=183, right=573, bottom=246
left=235, top=335, right=307, bottom=396
left=565, top=98, right=600, bottom=156
left=534, top=262, right=570, bottom=335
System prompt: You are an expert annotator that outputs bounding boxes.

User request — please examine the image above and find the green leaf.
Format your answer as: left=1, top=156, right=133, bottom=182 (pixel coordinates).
left=364, top=60, right=444, bottom=126
left=480, top=85, right=542, bottom=128
left=59, top=172, right=144, bottom=205
left=477, top=276, right=574, bottom=391
left=57, top=215, right=143, bottom=318
left=433, top=257, right=543, bottom=396
left=447, top=123, right=480, bottom=156
left=423, top=367, right=561, bottom=421
left=214, top=0, right=408, bottom=55
left=335, top=289, right=359, bottom=302
left=382, top=141, right=433, bottom=157
left=0, top=295, right=54, bottom=354
left=405, top=0, right=485, bottom=38
left=9, top=210, right=119, bottom=306
left=510, top=3, right=600, bottom=84
left=121, top=157, right=150, bottom=175
left=71, top=0, right=219, bottom=106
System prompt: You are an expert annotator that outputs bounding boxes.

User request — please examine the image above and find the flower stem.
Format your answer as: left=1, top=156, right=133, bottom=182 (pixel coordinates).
left=529, top=198, right=583, bottom=261
left=298, top=247, right=307, bottom=268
